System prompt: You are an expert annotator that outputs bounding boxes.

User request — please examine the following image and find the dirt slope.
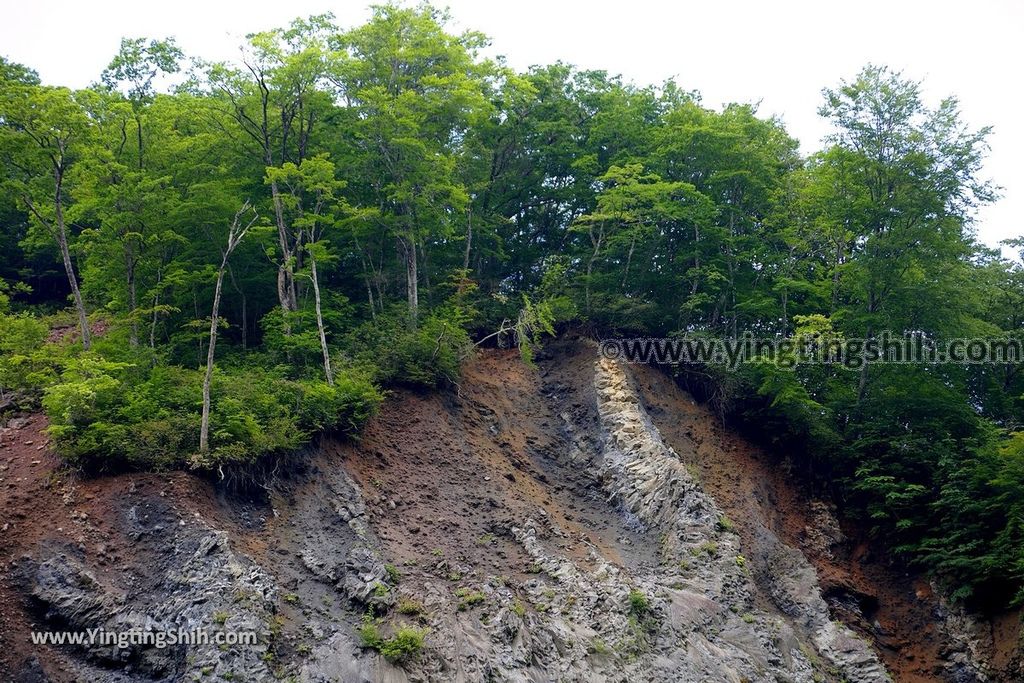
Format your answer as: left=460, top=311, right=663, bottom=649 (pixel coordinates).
left=0, top=336, right=1019, bottom=682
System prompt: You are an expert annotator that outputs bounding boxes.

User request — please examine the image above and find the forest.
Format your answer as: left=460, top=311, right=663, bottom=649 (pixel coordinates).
left=1, top=3, right=1022, bottom=614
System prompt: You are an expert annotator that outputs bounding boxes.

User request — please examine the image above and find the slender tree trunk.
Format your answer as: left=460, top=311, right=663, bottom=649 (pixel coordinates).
left=135, top=112, right=144, bottom=171
left=127, top=259, right=138, bottom=347
left=199, top=203, right=256, bottom=457
left=53, top=170, right=90, bottom=350
left=781, top=288, right=788, bottom=336
left=857, top=347, right=870, bottom=402
left=585, top=224, right=604, bottom=314
left=150, top=267, right=162, bottom=349
left=366, top=281, right=376, bottom=318
left=401, top=234, right=419, bottom=329
left=374, top=242, right=386, bottom=314
left=199, top=262, right=226, bottom=454
left=309, top=255, right=334, bottom=385
left=832, top=239, right=843, bottom=314
left=150, top=293, right=159, bottom=349
left=622, top=228, right=637, bottom=290
left=268, top=173, right=297, bottom=322
left=857, top=310, right=875, bottom=403
left=130, top=109, right=144, bottom=346
left=463, top=207, right=473, bottom=271
left=352, top=235, right=377, bottom=319
left=420, top=241, right=431, bottom=293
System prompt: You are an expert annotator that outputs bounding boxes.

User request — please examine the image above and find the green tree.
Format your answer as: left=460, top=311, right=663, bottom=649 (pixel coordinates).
left=205, top=15, right=337, bottom=324
left=265, top=154, right=347, bottom=384
left=333, top=3, right=491, bottom=327
left=0, top=81, right=94, bottom=348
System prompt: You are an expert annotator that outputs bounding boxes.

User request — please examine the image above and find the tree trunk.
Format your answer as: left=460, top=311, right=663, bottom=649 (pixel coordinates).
left=781, top=288, right=788, bottom=336
left=150, top=292, right=159, bottom=349
left=857, top=316, right=875, bottom=403
left=135, top=111, right=144, bottom=171
left=585, top=224, right=604, bottom=314
left=150, top=267, right=162, bottom=350
left=127, top=258, right=138, bottom=347
left=420, top=241, right=431, bottom=293
left=622, top=228, right=637, bottom=290
left=463, top=207, right=473, bottom=271
left=54, top=171, right=90, bottom=351
left=130, top=109, right=143, bottom=346
left=309, top=255, right=334, bottom=385
left=199, top=203, right=256, bottom=457
left=269, top=177, right=297, bottom=314
left=199, top=261, right=225, bottom=455
left=832, top=239, right=843, bottom=314
left=401, top=235, right=419, bottom=329
left=353, top=234, right=377, bottom=319
left=857, top=351, right=870, bottom=402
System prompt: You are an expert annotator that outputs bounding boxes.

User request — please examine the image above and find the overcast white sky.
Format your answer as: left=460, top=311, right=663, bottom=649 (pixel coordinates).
left=3, top=0, right=1022, bottom=253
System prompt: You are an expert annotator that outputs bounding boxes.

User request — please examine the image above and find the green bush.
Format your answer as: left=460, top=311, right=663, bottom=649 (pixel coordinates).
left=259, top=294, right=356, bottom=369
left=344, top=306, right=472, bottom=390
left=0, top=311, right=59, bottom=406
left=378, top=626, right=427, bottom=663
left=357, top=618, right=383, bottom=650
left=42, top=357, right=382, bottom=470
left=357, top=617, right=426, bottom=664
left=627, top=589, right=651, bottom=619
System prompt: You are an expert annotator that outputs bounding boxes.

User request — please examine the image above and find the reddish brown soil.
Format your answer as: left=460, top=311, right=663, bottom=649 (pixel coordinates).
left=45, top=319, right=111, bottom=345
left=331, top=345, right=659, bottom=589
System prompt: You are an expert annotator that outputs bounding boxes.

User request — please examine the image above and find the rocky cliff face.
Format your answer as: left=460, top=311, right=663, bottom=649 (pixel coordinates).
left=592, top=356, right=887, bottom=682
left=0, top=337, right=1014, bottom=682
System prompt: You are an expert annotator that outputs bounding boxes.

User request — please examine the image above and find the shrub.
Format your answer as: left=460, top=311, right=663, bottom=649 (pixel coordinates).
left=0, top=311, right=53, bottom=405
left=455, top=588, right=486, bottom=611
left=378, top=626, right=426, bottom=663
left=259, top=295, right=355, bottom=370
left=627, top=589, right=651, bottom=619
left=343, top=306, right=472, bottom=390
left=357, top=616, right=426, bottom=664
left=43, top=357, right=382, bottom=470
left=357, top=618, right=382, bottom=649
left=396, top=598, right=424, bottom=616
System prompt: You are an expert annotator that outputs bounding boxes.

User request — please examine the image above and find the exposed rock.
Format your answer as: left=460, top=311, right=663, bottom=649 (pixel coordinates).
left=30, top=555, right=123, bottom=630
left=593, top=357, right=889, bottom=683
left=342, top=545, right=396, bottom=610
left=25, top=529, right=277, bottom=681
left=803, top=499, right=846, bottom=560
left=936, top=589, right=994, bottom=682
